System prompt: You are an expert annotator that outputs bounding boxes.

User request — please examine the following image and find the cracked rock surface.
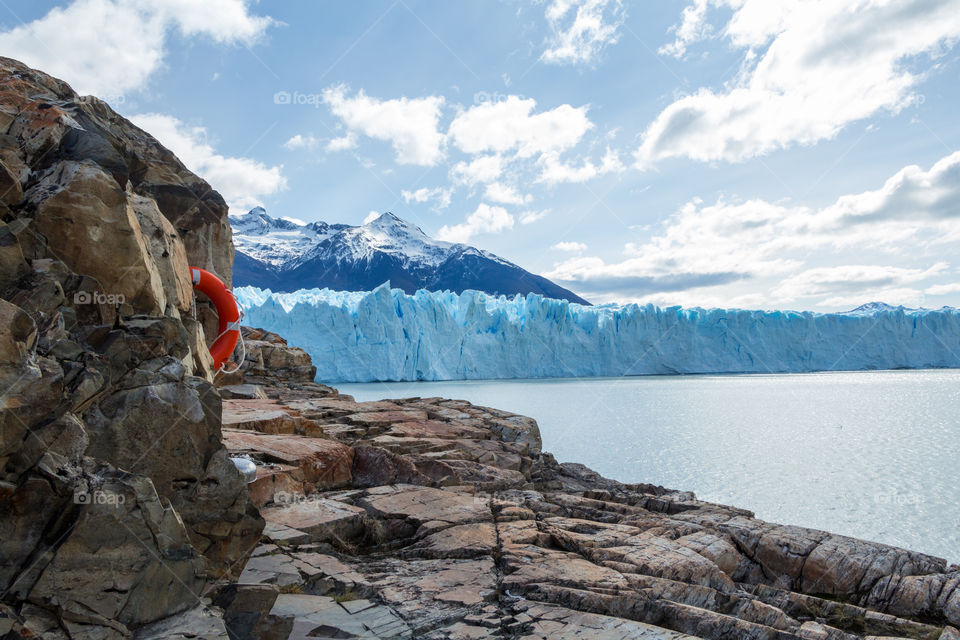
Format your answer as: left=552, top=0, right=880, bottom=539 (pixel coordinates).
left=221, top=365, right=960, bottom=640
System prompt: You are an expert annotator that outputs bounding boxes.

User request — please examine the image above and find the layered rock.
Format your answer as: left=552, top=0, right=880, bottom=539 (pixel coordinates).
left=0, top=57, right=261, bottom=637
left=227, top=326, right=317, bottom=386
left=219, top=366, right=960, bottom=640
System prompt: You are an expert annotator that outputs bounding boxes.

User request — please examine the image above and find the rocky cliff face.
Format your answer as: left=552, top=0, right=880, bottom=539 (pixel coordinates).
left=0, top=57, right=261, bottom=637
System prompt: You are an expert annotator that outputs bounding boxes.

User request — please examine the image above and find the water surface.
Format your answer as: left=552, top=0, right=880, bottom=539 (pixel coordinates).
left=339, top=370, right=960, bottom=562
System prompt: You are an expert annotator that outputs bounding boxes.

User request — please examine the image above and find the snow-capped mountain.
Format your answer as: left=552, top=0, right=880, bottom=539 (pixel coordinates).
left=841, top=302, right=914, bottom=316
left=229, top=208, right=590, bottom=304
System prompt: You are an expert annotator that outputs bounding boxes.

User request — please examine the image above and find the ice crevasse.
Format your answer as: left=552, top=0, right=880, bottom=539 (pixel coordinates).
left=235, top=283, right=960, bottom=383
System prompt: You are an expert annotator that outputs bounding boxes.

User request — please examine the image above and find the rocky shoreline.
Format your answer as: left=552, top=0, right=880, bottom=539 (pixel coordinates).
left=210, top=331, right=960, bottom=640
left=0, top=56, right=958, bottom=639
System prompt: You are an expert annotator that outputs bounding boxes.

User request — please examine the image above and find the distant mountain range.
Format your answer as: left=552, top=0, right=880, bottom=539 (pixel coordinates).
left=229, top=208, right=590, bottom=304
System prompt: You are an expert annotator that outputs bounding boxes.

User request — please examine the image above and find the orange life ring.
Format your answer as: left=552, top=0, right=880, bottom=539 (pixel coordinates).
left=190, top=266, right=240, bottom=370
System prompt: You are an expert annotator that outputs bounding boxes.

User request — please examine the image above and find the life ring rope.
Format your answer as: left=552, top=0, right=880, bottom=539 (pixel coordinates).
left=217, top=292, right=246, bottom=375
left=189, top=266, right=245, bottom=373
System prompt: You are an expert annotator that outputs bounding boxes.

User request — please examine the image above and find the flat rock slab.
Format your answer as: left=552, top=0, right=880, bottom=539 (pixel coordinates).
left=218, top=384, right=267, bottom=399
left=385, top=420, right=492, bottom=440
left=346, top=410, right=431, bottom=426
left=262, top=521, right=313, bottom=545
left=405, top=522, right=497, bottom=559
left=285, top=398, right=407, bottom=420
left=518, top=603, right=702, bottom=639
left=240, top=552, right=305, bottom=587
left=222, top=399, right=314, bottom=434
left=223, top=429, right=353, bottom=489
left=375, top=558, right=497, bottom=615
left=261, top=499, right=366, bottom=545
left=269, top=594, right=411, bottom=639
left=132, top=606, right=229, bottom=639
left=358, top=485, right=491, bottom=531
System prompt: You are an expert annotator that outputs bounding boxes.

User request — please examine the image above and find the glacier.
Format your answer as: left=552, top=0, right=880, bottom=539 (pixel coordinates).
left=235, top=284, right=960, bottom=383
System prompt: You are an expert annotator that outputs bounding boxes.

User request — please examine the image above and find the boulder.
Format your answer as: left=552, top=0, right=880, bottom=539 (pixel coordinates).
left=81, top=358, right=262, bottom=576
left=29, top=160, right=168, bottom=315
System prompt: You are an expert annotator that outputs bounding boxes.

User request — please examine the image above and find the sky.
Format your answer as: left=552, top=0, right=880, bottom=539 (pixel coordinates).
left=2, top=0, right=960, bottom=310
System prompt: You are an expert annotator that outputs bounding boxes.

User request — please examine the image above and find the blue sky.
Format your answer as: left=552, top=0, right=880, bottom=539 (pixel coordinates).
left=2, top=0, right=960, bottom=310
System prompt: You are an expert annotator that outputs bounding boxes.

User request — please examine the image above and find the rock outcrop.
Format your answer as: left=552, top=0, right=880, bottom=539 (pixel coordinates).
left=219, top=362, right=960, bottom=639
left=0, top=57, right=261, bottom=637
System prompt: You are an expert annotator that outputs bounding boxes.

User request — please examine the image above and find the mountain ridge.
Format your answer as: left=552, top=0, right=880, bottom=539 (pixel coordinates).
left=229, top=208, right=590, bottom=304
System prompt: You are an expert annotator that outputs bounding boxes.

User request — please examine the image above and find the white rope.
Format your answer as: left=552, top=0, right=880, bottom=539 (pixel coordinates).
left=215, top=291, right=246, bottom=376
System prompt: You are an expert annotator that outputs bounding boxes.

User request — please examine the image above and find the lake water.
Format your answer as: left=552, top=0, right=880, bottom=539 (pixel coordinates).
left=338, top=370, right=960, bottom=563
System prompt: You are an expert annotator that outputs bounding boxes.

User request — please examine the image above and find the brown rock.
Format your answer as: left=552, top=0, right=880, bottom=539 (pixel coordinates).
left=223, top=429, right=353, bottom=489
left=30, top=161, right=168, bottom=314
left=129, top=192, right=192, bottom=314
left=357, top=485, right=490, bottom=534
left=23, top=462, right=206, bottom=630
left=406, top=523, right=498, bottom=559
left=222, top=399, right=306, bottom=434
left=82, top=358, right=262, bottom=577
left=248, top=463, right=304, bottom=507
left=261, top=499, right=366, bottom=546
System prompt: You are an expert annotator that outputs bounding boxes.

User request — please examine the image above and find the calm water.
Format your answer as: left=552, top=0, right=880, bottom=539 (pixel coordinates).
left=339, top=370, right=960, bottom=562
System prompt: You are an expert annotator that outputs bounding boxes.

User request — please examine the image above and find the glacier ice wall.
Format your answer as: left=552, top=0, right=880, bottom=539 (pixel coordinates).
left=235, top=284, right=960, bottom=383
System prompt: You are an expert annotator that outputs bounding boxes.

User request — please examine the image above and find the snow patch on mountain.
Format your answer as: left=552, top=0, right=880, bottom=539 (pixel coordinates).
left=229, top=207, right=343, bottom=267
left=232, top=209, right=485, bottom=269
left=230, top=208, right=587, bottom=303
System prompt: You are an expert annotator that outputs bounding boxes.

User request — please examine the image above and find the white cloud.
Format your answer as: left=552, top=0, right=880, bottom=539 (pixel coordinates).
left=130, top=113, right=286, bottom=212
left=639, top=0, right=960, bottom=166
left=772, top=264, right=948, bottom=301
left=542, top=0, right=625, bottom=65
left=520, top=210, right=550, bottom=224
left=283, top=133, right=355, bottom=153
left=450, top=155, right=504, bottom=186
left=283, top=134, right=320, bottom=150
left=547, top=151, right=960, bottom=304
left=314, top=88, right=616, bottom=214
left=537, top=147, right=624, bottom=185
left=363, top=211, right=381, bottom=225
left=448, top=96, right=593, bottom=158
left=552, top=241, right=587, bottom=252
left=401, top=186, right=453, bottom=209
left=437, top=203, right=514, bottom=243
left=926, top=283, right=960, bottom=296
left=483, top=182, right=531, bottom=205
left=0, top=0, right=273, bottom=97
left=658, top=0, right=712, bottom=58
left=322, top=85, right=446, bottom=166
left=326, top=134, right=358, bottom=152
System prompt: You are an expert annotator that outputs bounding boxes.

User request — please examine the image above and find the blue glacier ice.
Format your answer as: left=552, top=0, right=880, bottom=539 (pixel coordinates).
left=235, top=284, right=960, bottom=383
